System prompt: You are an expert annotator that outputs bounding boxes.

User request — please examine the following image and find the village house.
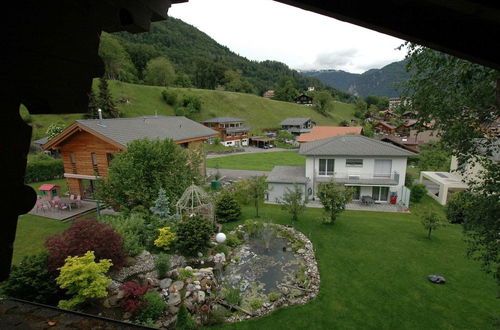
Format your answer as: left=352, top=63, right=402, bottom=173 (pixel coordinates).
left=42, top=115, right=218, bottom=199
left=294, top=93, right=313, bottom=105
left=266, top=135, right=416, bottom=205
left=381, top=129, right=440, bottom=153
left=297, top=126, right=363, bottom=143
left=202, top=117, right=251, bottom=147
left=373, top=121, right=397, bottom=135
left=279, top=117, right=316, bottom=136
left=262, top=90, right=275, bottom=99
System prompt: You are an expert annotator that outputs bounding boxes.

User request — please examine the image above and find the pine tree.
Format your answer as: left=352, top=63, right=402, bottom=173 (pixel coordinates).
left=175, top=304, right=197, bottom=330
left=150, top=188, right=173, bottom=222
left=98, top=77, right=120, bottom=118
left=84, top=90, right=99, bottom=119
left=215, top=191, right=241, bottom=223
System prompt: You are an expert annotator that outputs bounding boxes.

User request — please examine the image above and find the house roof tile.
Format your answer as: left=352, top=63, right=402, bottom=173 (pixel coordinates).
left=297, top=126, right=363, bottom=142
left=299, top=134, right=416, bottom=157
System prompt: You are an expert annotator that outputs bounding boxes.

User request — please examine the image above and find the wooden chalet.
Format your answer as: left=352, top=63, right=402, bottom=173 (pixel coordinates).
left=373, top=121, right=397, bottom=135
left=395, top=119, right=418, bottom=135
left=202, top=117, right=250, bottom=147
left=262, top=90, right=275, bottom=99
left=43, top=116, right=218, bottom=199
left=294, top=93, right=313, bottom=105
left=279, top=117, right=315, bottom=136
left=381, top=129, right=441, bottom=153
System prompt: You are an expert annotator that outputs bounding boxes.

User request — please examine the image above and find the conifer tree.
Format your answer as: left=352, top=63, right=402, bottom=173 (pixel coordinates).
left=98, top=77, right=120, bottom=118
left=215, top=191, right=241, bottom=223
left=84, top=90, right=99, bottom=119
left=150, top=188, right=173, bottom=222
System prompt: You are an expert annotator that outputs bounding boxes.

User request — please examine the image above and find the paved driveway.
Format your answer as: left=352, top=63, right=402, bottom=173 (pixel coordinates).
left=206, top=168, right=270, bottom=180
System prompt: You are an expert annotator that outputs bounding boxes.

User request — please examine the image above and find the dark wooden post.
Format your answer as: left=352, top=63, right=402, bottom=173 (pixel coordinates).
left=0, top=100, right=37, bottom=281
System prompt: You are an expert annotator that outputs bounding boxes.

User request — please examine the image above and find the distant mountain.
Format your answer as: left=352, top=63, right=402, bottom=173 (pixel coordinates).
left=301, top=60, right=409, bottom=98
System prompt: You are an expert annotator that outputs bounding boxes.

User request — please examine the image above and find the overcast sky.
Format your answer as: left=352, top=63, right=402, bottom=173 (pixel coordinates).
left=169, top=0, right=408, bottom=74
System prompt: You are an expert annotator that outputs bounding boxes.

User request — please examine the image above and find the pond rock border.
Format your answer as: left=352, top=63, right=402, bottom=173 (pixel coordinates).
left=226, top=223, right=320, bottom=323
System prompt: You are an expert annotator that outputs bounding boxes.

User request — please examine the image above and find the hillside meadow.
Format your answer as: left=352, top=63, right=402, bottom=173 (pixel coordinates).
left=23, top=80, right=355, bottom=141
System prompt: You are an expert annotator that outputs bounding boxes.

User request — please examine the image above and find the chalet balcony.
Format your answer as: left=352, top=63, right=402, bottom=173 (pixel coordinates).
left=315, top=171, right=400, bottom=186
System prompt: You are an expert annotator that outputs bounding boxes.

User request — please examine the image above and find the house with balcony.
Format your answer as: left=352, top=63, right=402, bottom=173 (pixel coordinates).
left=266, top=135, right=416, bottom=206
left=279, top=117, right=316, bottom=136
left=202, top=117, right=251, bottom=147
left=42, top=116, right=218, bottom=199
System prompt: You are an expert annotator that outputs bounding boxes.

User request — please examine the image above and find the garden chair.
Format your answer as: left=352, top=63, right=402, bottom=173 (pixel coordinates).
left=76, top=195, right=82, bottom=208
left=35, top=200, right=46, bottom=212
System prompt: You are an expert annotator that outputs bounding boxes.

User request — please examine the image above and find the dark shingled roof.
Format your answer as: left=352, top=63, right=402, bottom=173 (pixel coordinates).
left=202, top=117, right=245, bottom=123
left=299, top=135, right=417, bottom=157
left=266, top=166, right=308, bottom=184
left=279, top=117, right=312, bottom=126
left=77, top=116, right=218, bottom=147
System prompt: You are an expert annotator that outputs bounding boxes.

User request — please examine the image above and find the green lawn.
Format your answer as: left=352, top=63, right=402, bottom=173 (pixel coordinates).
left=214, top=204, right=499, bottom=330
left=12, top=214, right=70, bottom=265
left=206, top=151, right=305, bottom=171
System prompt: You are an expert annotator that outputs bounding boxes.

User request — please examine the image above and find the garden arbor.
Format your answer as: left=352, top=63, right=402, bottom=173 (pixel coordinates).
left=176, top=184, right=214, bottom=221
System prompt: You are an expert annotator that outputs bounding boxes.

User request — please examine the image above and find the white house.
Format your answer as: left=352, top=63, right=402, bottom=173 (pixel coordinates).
left=266, top=135, right=416, bottom=204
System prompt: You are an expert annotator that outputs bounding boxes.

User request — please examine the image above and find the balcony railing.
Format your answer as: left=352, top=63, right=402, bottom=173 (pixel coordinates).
left=315, top=171, right=400, bottom=186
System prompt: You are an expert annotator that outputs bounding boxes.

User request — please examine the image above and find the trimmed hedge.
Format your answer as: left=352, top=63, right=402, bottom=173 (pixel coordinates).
left=25, top=159, right=64, bottom=183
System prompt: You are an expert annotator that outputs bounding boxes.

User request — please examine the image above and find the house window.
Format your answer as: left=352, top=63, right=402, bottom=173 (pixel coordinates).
left=106, top=153, right=114, bottom=167
left=346, top=159, right=363, bottom=167
left=352, top=186, right=361, bottom=200
left=319, top=159, right=334, bottom=175
left=91, top=152, right=98, bottom=166
left=180, top=142, right=189, bottom=149
left=374, top=159, right=392, bottom=177
left=372, top=186, right=389, bottom=202
left=70, top=152, right=76, bottom=164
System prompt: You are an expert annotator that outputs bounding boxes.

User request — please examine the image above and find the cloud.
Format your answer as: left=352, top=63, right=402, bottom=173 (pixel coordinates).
left=312, top=49, right=359, bottom=69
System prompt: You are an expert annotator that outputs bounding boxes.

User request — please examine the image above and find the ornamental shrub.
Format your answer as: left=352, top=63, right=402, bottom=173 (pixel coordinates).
left=56, top=251, right=112, bottom=310
left=445, top=191, right=470, bottom=224
left=215, top=191, right=241, bottom=223
left=175, top=215, right=214, bottom=257
left=225, top=233, right=241, bottom=248
left=25, top=158, right=64, bottom=183
left=155, top=253, right=170, bottom=278
left=119, top=281, right=150, bottom=314
left=154, top=226, right=176, bottom=251
left=410, top=183, right=427, bottom=203
left=45, top=219, right=126, bottom=271
left=175, top=304, right=197, bottom=330
left=2, top=252, right=62, bottom=305
left=135, top=291, right=166, bottom=323
left=100, top=213, right=147, bottom=256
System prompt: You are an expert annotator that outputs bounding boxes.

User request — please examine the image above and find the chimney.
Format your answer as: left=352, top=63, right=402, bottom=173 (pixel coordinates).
left=97, top=108, right=106, bottom=127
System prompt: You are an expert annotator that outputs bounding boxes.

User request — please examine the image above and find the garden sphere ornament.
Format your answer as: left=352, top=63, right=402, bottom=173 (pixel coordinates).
left=216, top=232, right=226, bottom=243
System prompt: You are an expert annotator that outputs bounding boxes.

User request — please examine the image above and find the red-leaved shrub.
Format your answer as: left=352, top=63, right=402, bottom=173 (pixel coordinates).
left=45, top=219, right=126, bottom=271
left=119, top=281, right=151, bottom=313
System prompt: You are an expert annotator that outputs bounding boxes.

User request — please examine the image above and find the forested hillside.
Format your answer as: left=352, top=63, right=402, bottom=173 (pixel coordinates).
left=99, top=17, right=355, bottom=103
left=302, top=60, right=409, bottom=98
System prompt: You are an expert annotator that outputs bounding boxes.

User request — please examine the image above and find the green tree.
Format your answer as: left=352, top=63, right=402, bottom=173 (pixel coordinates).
left=418, top=142, right=451, bottom=171
left=56, top=251, right=112, bottom=310
left=317, top=181, right=353, bottom=224
left=215, top=191, right=242, bottom=223
left=273, top=77, right=299, bottom=102
left=277, top=129, right=294, bottom=143
left=98, top=32, right=138, bottom=82
left=144, top=56, right=176, bottom=87
left=98, top=77, right=120, bottom=118
left=401, top=43, right=500, bottom=284
left=421, top=212, right=444, bottom=239
left=245, top=176, right=268, bottom=217
left=96, top=138, right=201, bottom=212
left=123, top=42, right=161, bottom=81
left=174, top=73, right=192, bottom=88
left=313, top=91, right=334, bottom=116
left=354, top=100, right=368, bottom=119
left=194, top=59, right=226, bottom=89
left=280, top=184, right=307, bottom=222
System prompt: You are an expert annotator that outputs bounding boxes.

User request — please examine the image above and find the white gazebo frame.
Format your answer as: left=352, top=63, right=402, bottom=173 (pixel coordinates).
left=175, top=183, right=214, bottom=221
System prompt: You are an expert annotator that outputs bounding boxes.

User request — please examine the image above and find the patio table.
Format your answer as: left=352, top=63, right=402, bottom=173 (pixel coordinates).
left=361, top=195, right=374, bottom=205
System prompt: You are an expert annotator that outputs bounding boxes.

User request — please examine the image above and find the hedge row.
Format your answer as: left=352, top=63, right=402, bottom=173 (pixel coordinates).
left=25, top=159, right=64, bottom=183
